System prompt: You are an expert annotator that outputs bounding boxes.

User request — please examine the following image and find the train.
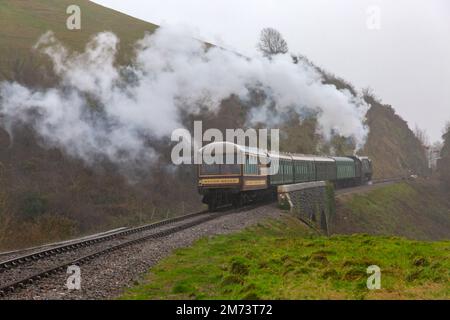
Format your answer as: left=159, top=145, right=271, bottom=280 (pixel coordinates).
left=197, top=142, right=373, bottom=211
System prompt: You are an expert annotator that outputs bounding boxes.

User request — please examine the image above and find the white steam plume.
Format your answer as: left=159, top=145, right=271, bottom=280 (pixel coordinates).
left=0, top=26, right=368, bottom=168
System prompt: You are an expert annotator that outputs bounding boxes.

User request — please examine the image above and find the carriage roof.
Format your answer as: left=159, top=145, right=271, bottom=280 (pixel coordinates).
left=199, top=142, right=268, bottom=157
left=290, top=154, right=317, bottom=161
left=313, top=156, right=335, bottom=163
left=332, top=156, right=354, bottom=163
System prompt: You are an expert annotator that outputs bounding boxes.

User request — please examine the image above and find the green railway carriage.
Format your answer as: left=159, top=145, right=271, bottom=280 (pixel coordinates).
left=333, top=156, right=357, bottom=187
left=268, top=153, right=294, bottom=185
left=314, top=156, right=336, bottom=182
left=269, top=154, right=318, bottom=185
left=333, top=157, right=356, bottom=179
left=270, top=154, right=338, bottom=185
left=292, top=155, right=316, bottom=183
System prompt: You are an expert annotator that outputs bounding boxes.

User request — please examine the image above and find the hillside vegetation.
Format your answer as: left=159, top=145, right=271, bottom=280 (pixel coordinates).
left=0, top=0, right=157, bottom=82
left=362, top=98, right=428, bottom=179
left=121, top=217, right=450, bottom=300
left=334, top=180, right=450, bottom=241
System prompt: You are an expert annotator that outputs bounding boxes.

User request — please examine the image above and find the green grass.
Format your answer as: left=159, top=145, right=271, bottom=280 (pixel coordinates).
left=0, top=0, right=158, bottom=80
left=120, top=216, right=450, bottom=300
left=335, top=181, right=450, bottom=240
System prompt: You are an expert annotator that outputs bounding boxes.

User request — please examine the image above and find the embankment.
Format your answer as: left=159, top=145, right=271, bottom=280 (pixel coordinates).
left=334, top=179, right=450, bottom=240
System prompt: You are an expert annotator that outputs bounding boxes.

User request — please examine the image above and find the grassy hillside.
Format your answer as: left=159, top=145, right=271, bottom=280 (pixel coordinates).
left=334, top=180, right=450, bottom=241
left=121, top=217, right=450, bottom=300
left=0, top=0, right=157, bottom=81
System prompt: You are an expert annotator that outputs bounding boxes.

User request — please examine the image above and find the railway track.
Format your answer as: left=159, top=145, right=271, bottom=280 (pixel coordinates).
left=335, top=177, right=407, bottom=196
left=0, top=227, right=129, bottom=260
left=0, top=206, right=248, bottom=298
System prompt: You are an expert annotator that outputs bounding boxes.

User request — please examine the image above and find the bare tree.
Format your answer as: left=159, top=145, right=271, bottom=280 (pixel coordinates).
left=414, top=124, right=430, bottom=147
left=257, top=28, right=289, bottom=58
left=441, top=121, right=450, bottom=158
left=443, top=121, right=450, bottom=136
left=362, top=86, right=383, bottom=105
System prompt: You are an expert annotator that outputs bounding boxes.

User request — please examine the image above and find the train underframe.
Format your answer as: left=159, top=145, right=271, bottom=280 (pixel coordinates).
left=333, top=174, right=373, bottom=189
left=200, top=187, right=277, bottom=212
left=334, top=177, right=362, bottom=188
left=200, top=175, right=372, bottom=212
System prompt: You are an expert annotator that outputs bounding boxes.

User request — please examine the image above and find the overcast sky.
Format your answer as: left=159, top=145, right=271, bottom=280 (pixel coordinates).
left=93, top=0, right=450, bottom=142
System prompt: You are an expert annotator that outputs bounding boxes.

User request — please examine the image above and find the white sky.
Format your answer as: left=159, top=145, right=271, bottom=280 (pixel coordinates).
left=93, top=0, right=450, bottom=142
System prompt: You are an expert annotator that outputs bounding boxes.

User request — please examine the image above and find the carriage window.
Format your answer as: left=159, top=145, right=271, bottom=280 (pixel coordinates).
left=200, top=164, right=240, bottom=175
left=200, top=164, right=221, bottom=175
left=221, top=164, right=241, bottom=175
left=245, top=155, right=259, bottom=175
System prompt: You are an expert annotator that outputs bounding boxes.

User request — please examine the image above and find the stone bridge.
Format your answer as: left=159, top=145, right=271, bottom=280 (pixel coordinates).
left=277, top=181, right=335, bottom=235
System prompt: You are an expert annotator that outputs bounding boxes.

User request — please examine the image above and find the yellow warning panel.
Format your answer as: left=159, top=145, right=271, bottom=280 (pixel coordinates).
left=244, top=179, right=267, bottom=186
left=199, top=178, right=240, bottom=185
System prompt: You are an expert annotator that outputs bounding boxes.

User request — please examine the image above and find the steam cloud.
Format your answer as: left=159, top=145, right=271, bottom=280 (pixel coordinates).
left=0, top=26, right=368, bottom=169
